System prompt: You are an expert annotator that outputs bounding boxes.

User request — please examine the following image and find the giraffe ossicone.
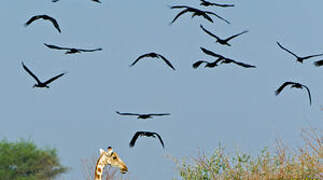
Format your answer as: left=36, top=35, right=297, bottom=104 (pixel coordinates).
left=94, top=146, right=128, bottom=180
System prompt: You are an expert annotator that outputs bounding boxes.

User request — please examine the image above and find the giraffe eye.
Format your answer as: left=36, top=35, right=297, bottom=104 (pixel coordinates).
left=113, top=156, right=117, bottom=160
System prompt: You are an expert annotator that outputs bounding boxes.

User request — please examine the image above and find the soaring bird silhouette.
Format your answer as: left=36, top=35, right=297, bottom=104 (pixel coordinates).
left=44, top=43, right=102, bottom=54
left=169, top=5, right=230, bottom=24
left=22, top=62, right=65, bottom=88
left=25, top=15, right=61, bottom=33
left=130, top=52, right=176, bottom=70
left=129, top=131, right=165, bottom=148
left=200, top=47, right=256, bottom=68
left=275, top=82, right=312, bottom=106
left=200, top=0, right=234, bottom=7
left=276, top=42, right=323, bottom=63
left=200, top=25, right=248, bottom=46
left=313, top=60, right=323, bottom=67
left=116, top=111, right=170, bottom=119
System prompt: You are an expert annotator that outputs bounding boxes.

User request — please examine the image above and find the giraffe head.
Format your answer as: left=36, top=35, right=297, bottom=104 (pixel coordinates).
left=104, top=146, right=128, bottom=174
left=95, top=146, right=128, bottom=180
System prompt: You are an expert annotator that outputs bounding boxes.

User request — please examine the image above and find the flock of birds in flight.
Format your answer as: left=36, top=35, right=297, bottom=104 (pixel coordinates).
left=21, top=0, right=321, bottom=152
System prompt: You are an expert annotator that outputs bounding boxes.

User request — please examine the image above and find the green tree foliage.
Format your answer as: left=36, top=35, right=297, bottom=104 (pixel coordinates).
left=173, top=128, right=322, bottom=180
left=0, top=139, right=68, bottom=180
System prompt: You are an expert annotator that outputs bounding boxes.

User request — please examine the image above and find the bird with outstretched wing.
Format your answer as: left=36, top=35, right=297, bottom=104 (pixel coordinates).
left=169, top=5, right=230, bottom=24
left=200, top=25, right=248, bottom=46
left=116, top=111, right=170, bottom=119
left=200, top=0, right=234, bottom=7
left=200, top=47, right=256, bottom=68
left=130, top=52, right=176, bottom=70
left=44, top=43, right=102, bottom=54
left=276, top=42, right=323, bottom=63
left=22, top=62, right=65, bottom=88
left=129, top=131, right=165, bottom=148
left=275, top=81, right=312, bottom=106
left=25, top=15, right=61, bottom=33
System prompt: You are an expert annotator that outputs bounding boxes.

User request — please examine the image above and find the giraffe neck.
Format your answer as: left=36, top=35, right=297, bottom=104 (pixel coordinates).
left=94, top=152, right=109, bottom=180
left=94, top=164, right=104, bottom=180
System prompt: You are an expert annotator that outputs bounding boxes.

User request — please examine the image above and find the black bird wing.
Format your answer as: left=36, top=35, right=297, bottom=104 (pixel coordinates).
left=157, top=54, right=176, bottom=70
left=276, top=42, right=298, bottom=58
left=130, top=53, right=152, bottom=66
left=129, top=131, right=142, bottom=147
left=225, top=30, right=249, bottom=41
left=200, top=0, right=234, bottom=7
left=46, top=16, right=61, bottom=33
left=169, top=5, right=194, bottom=10
left=205, top=11, right=230, bottom=24
left=314, top=60, right=323, bottom=66
left=200, top=25, right=220, bottom=40
left=43, top=73, right=65, bottom=85
left=25, top=15, right=42, bottom=26
left=199, top=13, right=214, bottom=23
left=301, top=84, right=312, bottom=105
left=153, top=132, right=165, bottom=148
left=200, top=47, right=223, bottom=58
left=302, top=54, right=323, bottom=60
left=148, top=113, right=171, bottom=116
left=275, top=82, right=295, bottom=95
left=22, top=62, right=41, bottom=84
left=230, top=59, right=256, bottom=68
left=170, top=8, right=190, bottom=24
left=211, top=2, right=234, bottom=7
left=193, top=60, right=208, bottom=68
left=44, top=43, right=72, bottom=50
left=116, top=111, right=141, bottom=116
left=77, top=48, right=103, bottom=52
left=92, top=0, right=101, bottom=3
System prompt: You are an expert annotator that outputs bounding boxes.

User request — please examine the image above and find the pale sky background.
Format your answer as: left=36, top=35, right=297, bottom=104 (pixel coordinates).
left=0, top=0, right=322, bottom=179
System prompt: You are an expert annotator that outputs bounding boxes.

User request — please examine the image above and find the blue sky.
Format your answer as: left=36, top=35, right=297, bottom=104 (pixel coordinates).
left=0, top=0, right=322, bottom=179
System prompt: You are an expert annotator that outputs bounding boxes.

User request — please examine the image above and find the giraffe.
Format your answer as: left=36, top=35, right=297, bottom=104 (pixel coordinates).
left=94, top=146, right=128, bottom=180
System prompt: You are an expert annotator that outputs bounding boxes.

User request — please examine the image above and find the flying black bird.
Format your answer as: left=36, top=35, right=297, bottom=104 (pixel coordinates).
left=25, top=15, right=61, bottom=33
left=116, top=111, right=170, bottom=119
left=275, top=82, right=312, bottom=106
left=200, top=0, right=234, bottom=7
left=276, top=42, right=323, bottom=63
left=200, top=25, right=248, bottom=46
left=52, top=0, right=59, bottom=2
left=313, top=60, right=323, bottom=67
left=130, top=52, right=176, bottom=70
left=169, top=5, right=230, bottom=24
left=22, top=62, right=65, bottom=88
left=200, top=47, right=256, bottom=68
left=129, top=131, right=165, bottom=148
left=44, top=43, right=102, bottom=54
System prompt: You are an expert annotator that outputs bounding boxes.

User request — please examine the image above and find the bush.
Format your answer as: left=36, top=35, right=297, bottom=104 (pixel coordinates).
left=0, top=139, right=68, bottom=180
left=172, top=128, right=322, bottom=180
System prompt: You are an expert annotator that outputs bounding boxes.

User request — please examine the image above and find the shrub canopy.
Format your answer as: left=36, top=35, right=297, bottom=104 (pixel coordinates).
left=0, top=139, right=68, bottom=180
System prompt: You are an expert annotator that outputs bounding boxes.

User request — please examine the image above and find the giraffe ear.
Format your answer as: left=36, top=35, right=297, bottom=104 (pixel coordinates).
left=99, top=148, right=105, bottom=155
left=107, top=146, right=113, bottom=155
